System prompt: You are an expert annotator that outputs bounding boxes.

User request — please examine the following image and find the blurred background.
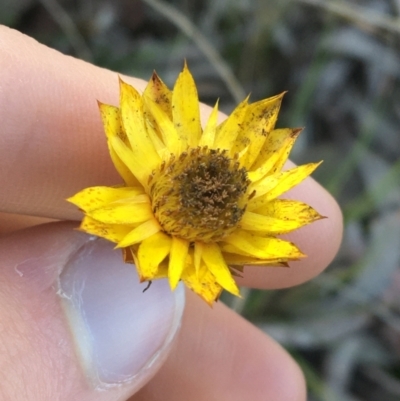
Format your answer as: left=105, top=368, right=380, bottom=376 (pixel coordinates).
left=2, top=0, right=400, bottom=399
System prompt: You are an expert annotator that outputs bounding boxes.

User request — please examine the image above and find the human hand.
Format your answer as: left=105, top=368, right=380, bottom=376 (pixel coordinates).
left=0, top=26, right=343, bottom=401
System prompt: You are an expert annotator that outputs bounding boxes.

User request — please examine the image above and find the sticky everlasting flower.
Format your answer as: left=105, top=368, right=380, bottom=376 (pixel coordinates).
left=68, top=65, right=323, bottom=305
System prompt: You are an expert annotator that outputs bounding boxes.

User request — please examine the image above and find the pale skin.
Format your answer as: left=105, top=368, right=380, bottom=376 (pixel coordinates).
left=0, top=26, right=343, bottom=401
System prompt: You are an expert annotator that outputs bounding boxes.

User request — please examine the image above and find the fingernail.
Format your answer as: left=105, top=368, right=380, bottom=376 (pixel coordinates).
left=58, top=238, right=185, bottom=388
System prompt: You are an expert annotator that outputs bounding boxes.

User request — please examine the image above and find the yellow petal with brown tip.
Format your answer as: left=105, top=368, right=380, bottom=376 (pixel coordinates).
left=143, top=71, right=173, bottom=119
left=232, top=93, right=284, bottom=168
left=224, top=230, right=305, bottom=260
left=240, top=211, right=309, bottom=234
left=119, top=79, right=161, bottom=174
left=223, top=252, right=290, bottom=267
left=251, top=128, right=302, bottom=172
left=99, top=103, right=139, bottom=186
left=255, top=199, right=325, bottom=225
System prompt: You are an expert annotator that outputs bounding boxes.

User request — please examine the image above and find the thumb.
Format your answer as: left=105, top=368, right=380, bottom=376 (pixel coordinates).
left=0, top=222, right=184, bottom=401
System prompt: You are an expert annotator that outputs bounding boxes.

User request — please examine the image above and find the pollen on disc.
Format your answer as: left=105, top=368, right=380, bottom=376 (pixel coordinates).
left=149, top=147, right=250, bottom=242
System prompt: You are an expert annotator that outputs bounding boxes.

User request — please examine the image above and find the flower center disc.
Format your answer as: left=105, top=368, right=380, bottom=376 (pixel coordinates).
left=149, top=147, right=250, bottom=242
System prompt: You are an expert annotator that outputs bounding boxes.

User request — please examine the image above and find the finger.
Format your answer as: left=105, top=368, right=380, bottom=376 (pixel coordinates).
left=133, top=291, right=306, bottom=401
left=0, top=26, right=342, bottom=290
left=0, top=26, right=131, bottom=219
left=0, top=222, right=184, bottom=401
left=0, top=211, right=55, bottom=236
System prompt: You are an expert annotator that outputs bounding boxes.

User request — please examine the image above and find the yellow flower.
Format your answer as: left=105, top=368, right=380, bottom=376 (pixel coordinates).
left=68, top=64, right=323, bottom=305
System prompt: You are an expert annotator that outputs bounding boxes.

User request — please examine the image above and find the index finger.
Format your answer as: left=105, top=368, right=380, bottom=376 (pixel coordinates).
left=1, top=26, right=138, bottom=220
left=0, top=26, right=342, bottom=288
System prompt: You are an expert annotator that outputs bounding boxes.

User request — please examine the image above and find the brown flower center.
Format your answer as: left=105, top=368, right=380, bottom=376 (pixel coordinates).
left=149, top=147, right=250, bottom=242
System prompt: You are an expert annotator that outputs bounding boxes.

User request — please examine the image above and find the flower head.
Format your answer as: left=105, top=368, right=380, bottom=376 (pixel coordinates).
left=68, top=65, right=323, bottom=304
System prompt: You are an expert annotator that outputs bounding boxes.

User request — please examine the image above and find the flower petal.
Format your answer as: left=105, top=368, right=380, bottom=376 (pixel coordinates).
left=168, top=236, right=189, bottom=290
left=251, top=128, right=301, bottom=171
left=213, top=96, right=249, bottom=151
left=144, top=96, right=182, bottom=154
left=247, top=147, right=283, bottom=183
left=87, top=196, right=152, bottom=224
left=250, top=162, right=322, bottom=208
left=181, top=261, right=223, bottom=305
left=98, top=103, right=139, bottom=186
left=117, top=219, right=161, bottom=248
left=201, top=243, right=240, bottom=296
left=110, top=135, right=150, bottom=188
left=144, top=120, right=169, bottom=159
left=172, top=63, right=202, bottom=148
left=143, top=71, right=173, bottom=119
left=67, top=186, right=144, bottom=212
left=223, top=230, right=305, bottom=260
left=247, top=173, right=281, bottom=202
left=223, top=252, right=289, bottom=269
left=223, top=252, right=289, bottom=267
left=240, top=210, right=309, bottom=234
left=119, top=78, right=161, bottom=174
left=254, top=199, right=325, bottom=224
left=222, top=243, right=295, bottom=266
left=142, top=72, right=173, bottom=158
left=232, top=93, right=284, bottom=168
left=137, top=232, right=172, bottom=281
left=198, top=100, right=219, bottom=148
left=98, top=102, right=128, bottom=145
left=79, top=216, right=132, bottom=243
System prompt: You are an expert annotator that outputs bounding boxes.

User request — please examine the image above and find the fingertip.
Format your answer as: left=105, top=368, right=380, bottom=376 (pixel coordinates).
left=268, top=345, right=307, bottom=401
left=282, top=179, right=343, bottom=287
